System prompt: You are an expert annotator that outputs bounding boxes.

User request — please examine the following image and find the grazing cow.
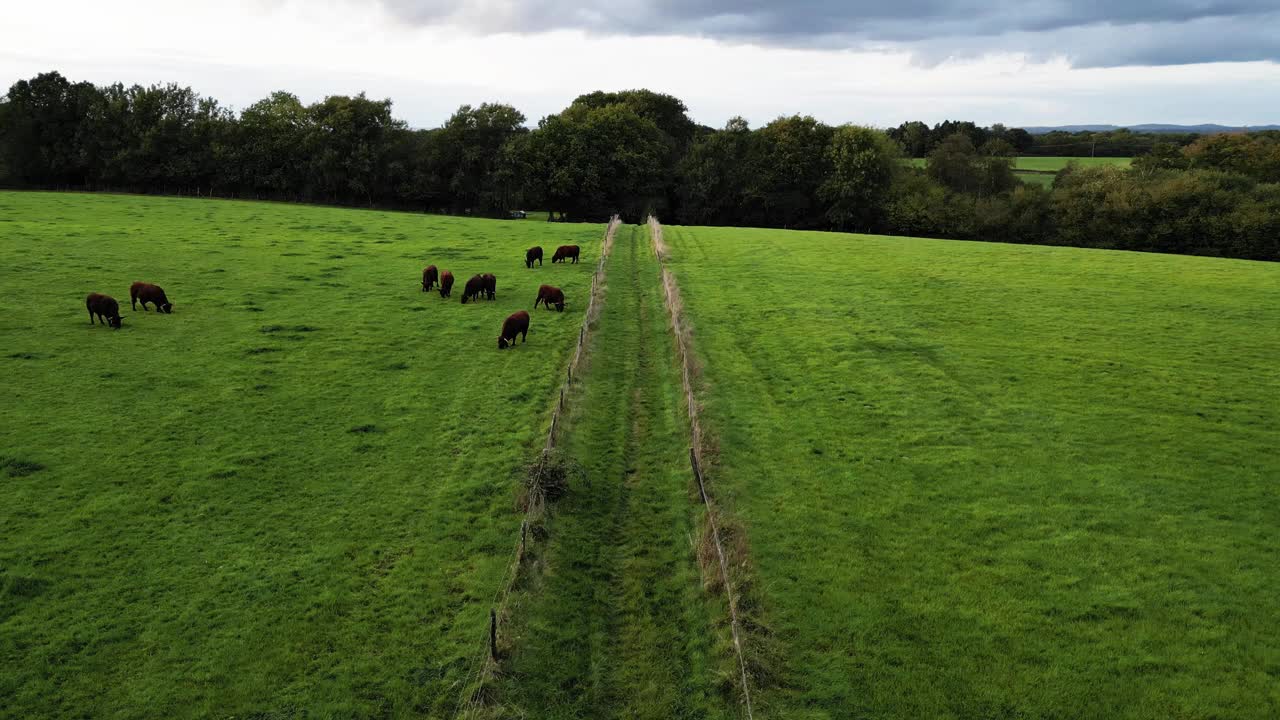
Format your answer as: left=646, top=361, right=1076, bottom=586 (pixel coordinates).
left=86, top=293, right=123, bottom=328
left=481, top=273, right=497, bottom=301
left=438, top=270, right=454, bottom=298
left=551, top=245, right=580, bottom=264
left=498, top=310, right=530, bottom=349
left=130, top=282, right=173, bottom=313
left=525, top=246, right=543, bottom=269
left=461, top=274, right=485, bottom=304
left=533, top=284, right=565, bottom=312
left=421, top=265, right=439, bottom=292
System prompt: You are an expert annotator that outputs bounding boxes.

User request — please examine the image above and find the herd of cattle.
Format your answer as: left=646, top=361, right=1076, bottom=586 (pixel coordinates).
left=422, top=244, right=580, bottom=349
left=84, top=243, right=582, bottom=351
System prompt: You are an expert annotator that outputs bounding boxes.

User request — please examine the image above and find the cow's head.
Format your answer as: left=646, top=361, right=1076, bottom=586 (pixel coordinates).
left=109, top=315, right=123, bottom=329
left=160, top=303, right=173, bottom=314
left=498, top=335, right=509, bottom=350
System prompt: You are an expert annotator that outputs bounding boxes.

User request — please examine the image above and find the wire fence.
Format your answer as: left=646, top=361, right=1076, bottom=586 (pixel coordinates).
left=646, top=216, right=755, bottom=720
left=456, top=214, right=621, bottom=717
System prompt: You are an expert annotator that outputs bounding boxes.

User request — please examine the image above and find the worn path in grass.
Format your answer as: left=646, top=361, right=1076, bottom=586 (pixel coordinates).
left=663, top=224, right=1280, bottom=719
left=494, top=225, right=731, bottom=718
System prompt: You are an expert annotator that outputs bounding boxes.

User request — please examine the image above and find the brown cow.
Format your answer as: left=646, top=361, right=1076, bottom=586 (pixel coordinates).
left=86, top=293, right=123, bottom=328
left=481, top=273, right=497, bottom=300
left=551, top=245, right=580, bottom=264
left=534, top=284, right=565, bottom=312
left=130, top=282, right=173, bottom=313
left=525, top=246, right=543, bottom=269
left=438, top=270, right=454, bottom=298
left=421, top=265, right=439, bottom=292
left=461, top=274, right=485, bottom=304
left=498, top=310, right=530, bottom=349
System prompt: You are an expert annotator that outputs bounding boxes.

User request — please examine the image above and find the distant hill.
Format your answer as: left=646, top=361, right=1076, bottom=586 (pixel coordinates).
left=1024, top=124, right=1280, bottom=135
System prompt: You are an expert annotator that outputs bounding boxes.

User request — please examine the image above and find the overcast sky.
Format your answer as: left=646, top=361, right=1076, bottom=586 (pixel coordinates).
left=3, top=0, right=1279, bottom=129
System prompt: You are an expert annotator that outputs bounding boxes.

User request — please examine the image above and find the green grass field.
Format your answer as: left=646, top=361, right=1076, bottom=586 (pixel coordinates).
left=661, top=224, right=1280, bottom=718
left=908, top=156, right=1131, bottom=170
left=0, top=191, right=603, bottom=718
left=1015, top=156, right=1133, bottom=171
left=6, top=191, right=1279, bottom=719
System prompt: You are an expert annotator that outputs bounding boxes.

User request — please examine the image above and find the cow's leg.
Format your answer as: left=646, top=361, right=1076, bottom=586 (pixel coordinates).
left=89, top=308, right=95, bottom=324
left=131, top=297, right=137, bottom=311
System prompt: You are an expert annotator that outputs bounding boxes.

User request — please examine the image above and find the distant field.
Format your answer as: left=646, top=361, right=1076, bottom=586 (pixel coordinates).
left=0, top=192, right=602, bottom=717
left=1016, top=156, right=1133, bottom=171
left=908, top=156, right=1131, bottom=170
left=662, top=225, right=1280, bottom=718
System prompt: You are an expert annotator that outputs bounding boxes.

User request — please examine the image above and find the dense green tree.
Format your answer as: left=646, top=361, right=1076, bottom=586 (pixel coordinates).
left=306, top=93, right=403, bottom=205
left=675, top=116, right=755, bottom=225
left=524, top=102, right=668, bottom=221
left=1184, top=133, right=1280, bottom=182
left=888, top=120, right=932, bottom=157
left=239, top=91, right=310, bottom=199
left=818, top=125, right=900, bottom=232
left=747, top=115, right=834, bottom=228
left=927, top=133, right=1016, bottom=196
left=435, top=103, right=527, bottom=214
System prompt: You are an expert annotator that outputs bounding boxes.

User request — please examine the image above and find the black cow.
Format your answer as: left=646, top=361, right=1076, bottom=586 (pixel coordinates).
left=534, top=284, right=565, bottom=312
left=86, top=293, right=123, bottom=328
left=498, top=310, right=530, bottom=349
left=525, top=246, right=543, bottom=269
left=551, top=245, right=580, bottom=264
left=461, top=274, right=485, bottom=304
left=130, top=282, right=173, bottom=313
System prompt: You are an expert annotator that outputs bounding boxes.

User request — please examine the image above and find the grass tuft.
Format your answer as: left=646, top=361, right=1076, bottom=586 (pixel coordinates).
left=1, top=457, right=46, bottom=477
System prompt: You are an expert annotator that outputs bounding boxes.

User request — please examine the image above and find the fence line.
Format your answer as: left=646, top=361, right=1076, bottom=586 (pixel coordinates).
left=647, top=215, right=755, bottom=720
left=456, top=214, right=621, bottom=717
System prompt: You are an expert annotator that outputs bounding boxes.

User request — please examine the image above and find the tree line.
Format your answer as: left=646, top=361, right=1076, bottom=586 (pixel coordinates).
left=2, top=71, right=1277, bottom=261
left=886, top=120, right=1214, bottom=159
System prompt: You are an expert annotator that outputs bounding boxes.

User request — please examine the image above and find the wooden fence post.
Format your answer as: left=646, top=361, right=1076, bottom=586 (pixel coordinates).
left=489, top=608, right=498, bottom=661
left=690, top=447, right=708, bottom=503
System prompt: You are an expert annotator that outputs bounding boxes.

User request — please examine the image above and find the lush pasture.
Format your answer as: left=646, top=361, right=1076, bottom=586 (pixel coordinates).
left=1015, top=155, right=1133, bottom=171
left=0, top=192, right=602, bottom=717
left=662, top=225, right=1280, bottom=718
left=907, top=156, right=1132, bottom=171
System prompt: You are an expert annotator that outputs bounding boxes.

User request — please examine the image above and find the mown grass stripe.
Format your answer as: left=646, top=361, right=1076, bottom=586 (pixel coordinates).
left=649, top=215, right=756, bottom=720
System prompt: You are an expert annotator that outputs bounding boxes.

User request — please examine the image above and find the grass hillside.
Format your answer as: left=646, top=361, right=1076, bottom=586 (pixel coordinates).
left=0, top=191, right=603, bottom=718
left=660, top=224, right=1280, bottom=719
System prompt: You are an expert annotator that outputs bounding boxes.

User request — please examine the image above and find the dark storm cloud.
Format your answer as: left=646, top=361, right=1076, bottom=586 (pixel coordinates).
left=373, top=0, right=1280, bottom=66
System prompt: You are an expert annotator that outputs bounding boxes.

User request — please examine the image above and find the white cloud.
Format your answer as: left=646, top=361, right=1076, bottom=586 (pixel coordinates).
left=2, top=0, right=1279, bottom=129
